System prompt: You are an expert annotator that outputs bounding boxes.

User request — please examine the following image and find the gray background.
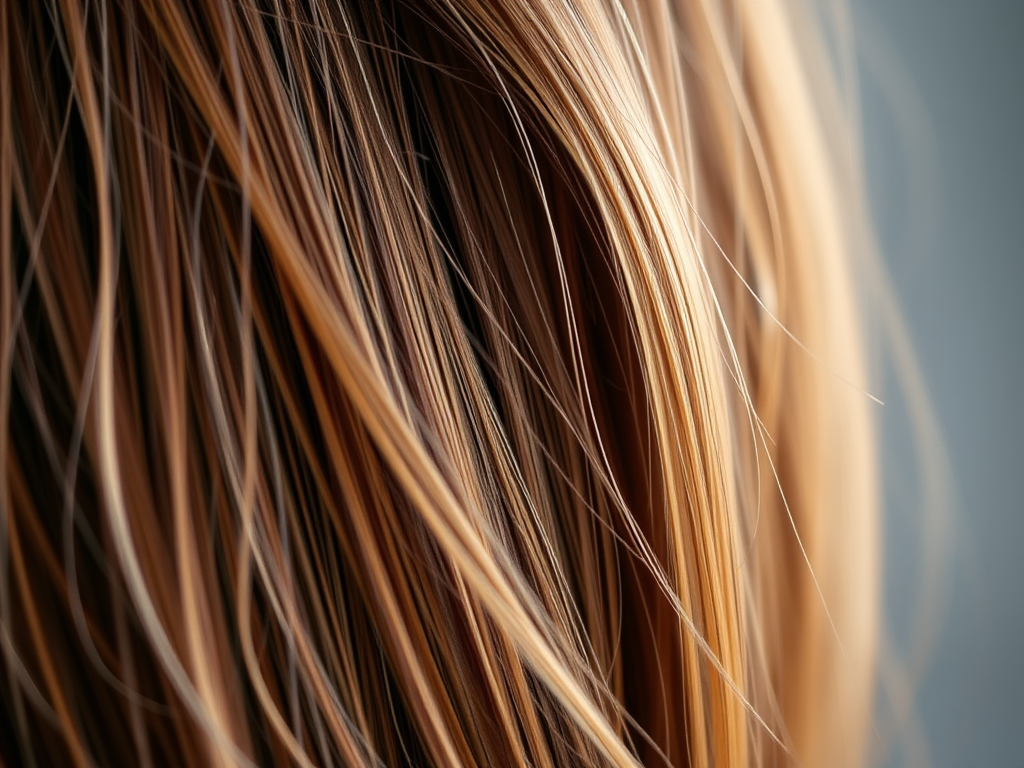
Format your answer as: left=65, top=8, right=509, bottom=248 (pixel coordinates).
left=855, top=1, right=1024, bottom=766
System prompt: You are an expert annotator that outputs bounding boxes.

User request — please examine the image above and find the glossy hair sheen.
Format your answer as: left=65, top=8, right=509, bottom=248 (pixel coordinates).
left=1, top=0, right=877, bottom=765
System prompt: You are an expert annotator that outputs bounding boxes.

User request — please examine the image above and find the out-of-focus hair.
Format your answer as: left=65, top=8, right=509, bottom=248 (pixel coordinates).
left=0, top=0, right=878, bottom=765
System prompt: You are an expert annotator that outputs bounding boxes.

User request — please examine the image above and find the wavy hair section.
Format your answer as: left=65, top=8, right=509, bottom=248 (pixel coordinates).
left=1, top=0, right=877, bottom=766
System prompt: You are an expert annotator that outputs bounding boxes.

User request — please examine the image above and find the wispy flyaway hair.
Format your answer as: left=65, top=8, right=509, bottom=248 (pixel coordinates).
left=1, top=0, right=878, bottom=765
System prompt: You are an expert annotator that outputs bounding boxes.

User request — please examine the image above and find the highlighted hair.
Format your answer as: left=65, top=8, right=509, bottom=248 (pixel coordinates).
left=1, top=0, right=877, bottom=765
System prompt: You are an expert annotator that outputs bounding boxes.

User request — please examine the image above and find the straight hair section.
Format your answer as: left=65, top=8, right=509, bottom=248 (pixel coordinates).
left=1, top=0, right=877, bottom=766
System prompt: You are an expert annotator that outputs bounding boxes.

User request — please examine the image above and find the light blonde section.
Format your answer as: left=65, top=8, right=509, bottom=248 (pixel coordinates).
left=1, top=0, right=876, bottom=766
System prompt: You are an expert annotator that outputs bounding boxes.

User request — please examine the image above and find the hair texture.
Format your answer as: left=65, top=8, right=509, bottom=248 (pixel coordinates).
left=0, top=0, right=878, bottom=766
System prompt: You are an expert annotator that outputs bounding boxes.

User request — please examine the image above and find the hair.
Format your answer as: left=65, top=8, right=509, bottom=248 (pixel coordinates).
left=0, top=0, right=878, bottom=766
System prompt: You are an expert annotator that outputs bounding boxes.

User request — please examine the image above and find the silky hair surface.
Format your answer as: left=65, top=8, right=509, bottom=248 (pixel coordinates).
left=0, top=0, right=877, bottom=766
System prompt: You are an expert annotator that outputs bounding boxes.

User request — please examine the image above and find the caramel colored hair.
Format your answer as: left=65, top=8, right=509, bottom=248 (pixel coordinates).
left=1, top=0, right=877, bottom=765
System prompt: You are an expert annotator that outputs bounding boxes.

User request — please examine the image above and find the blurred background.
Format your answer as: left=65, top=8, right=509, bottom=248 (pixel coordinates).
left=853, top=2, right=1023, bottom=766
